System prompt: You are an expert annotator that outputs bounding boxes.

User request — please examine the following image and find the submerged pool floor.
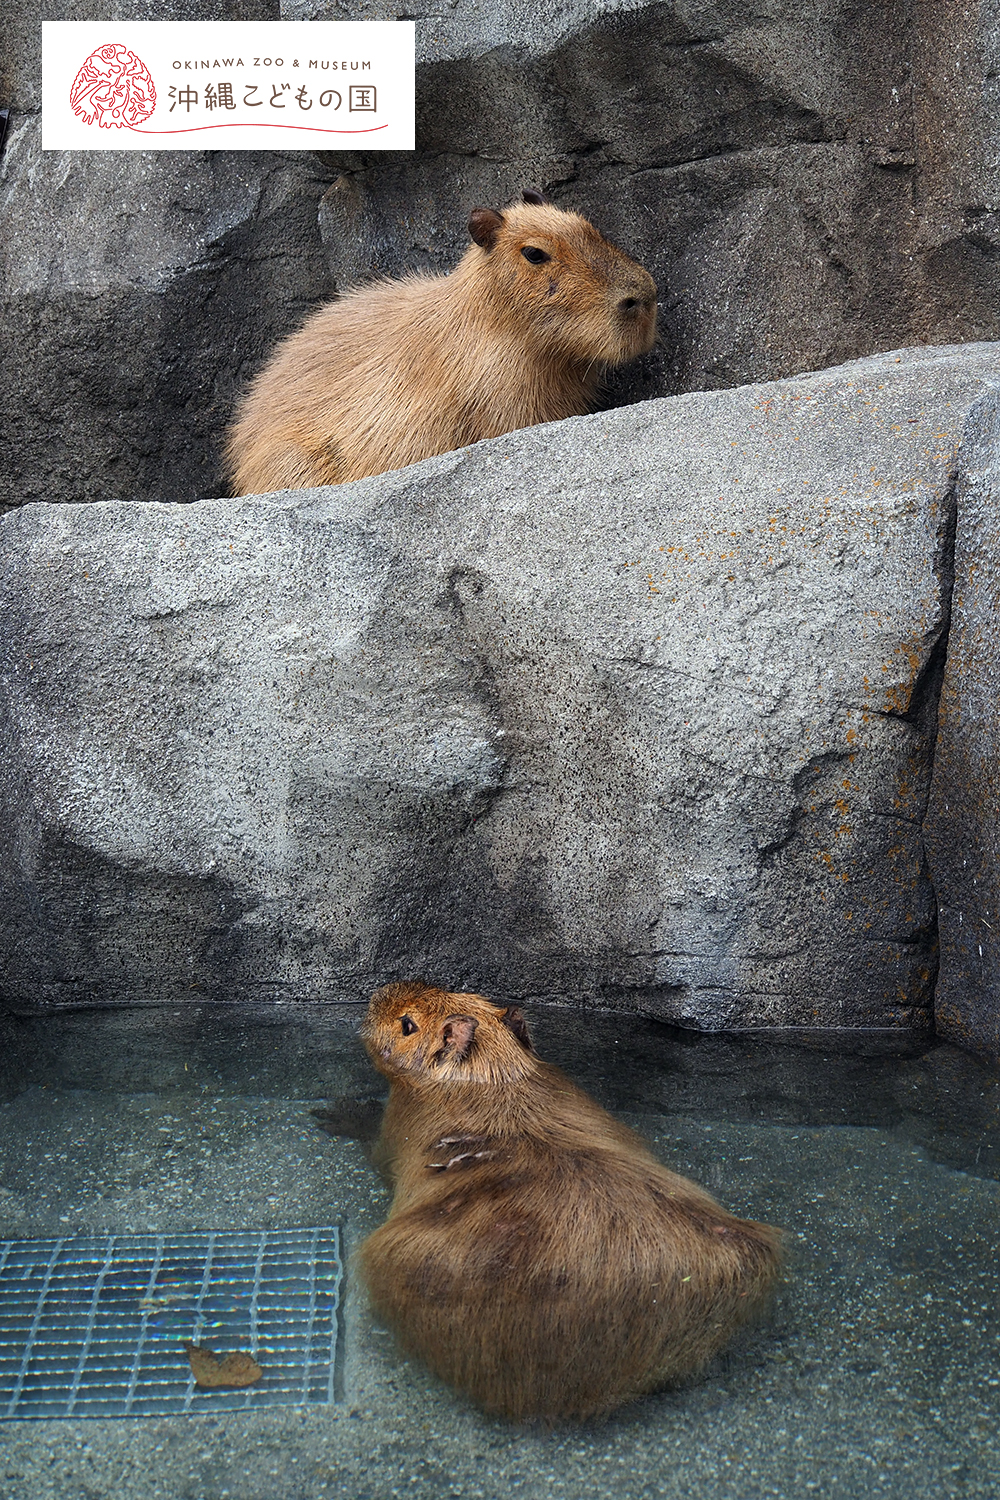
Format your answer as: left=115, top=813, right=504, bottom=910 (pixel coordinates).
left=0, top=1004, right=997, bottom=1500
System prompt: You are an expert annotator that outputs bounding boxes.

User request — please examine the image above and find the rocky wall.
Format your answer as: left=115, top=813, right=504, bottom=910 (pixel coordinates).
left=925, top=389, right=1000, bottom=1064
left=1, top=344, right=994, bottom=1030
left=3, top=0, right=1000, bottom=509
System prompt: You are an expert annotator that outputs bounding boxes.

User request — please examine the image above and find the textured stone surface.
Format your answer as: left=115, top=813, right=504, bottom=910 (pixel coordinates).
left=2, top=344, right=995, bottom=1025
left=4, top=0, right=1000, bottom=510
left=925, top=389, right=1000, bottom=1066
left=0, top=0, right=331, bottom=512
left=247, top=0, right=1000, bottom=406
left=0, top=116, right=333, bottom=510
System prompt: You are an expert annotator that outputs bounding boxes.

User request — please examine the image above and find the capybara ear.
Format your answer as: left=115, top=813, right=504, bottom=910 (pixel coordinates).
left=468, top=207, right=504, bottom=249
left=522, top=187, right=551, bottom=206
left=438, top=1014, right=478, bottom=1061
left=500, top=1006, right=534, bottom=1052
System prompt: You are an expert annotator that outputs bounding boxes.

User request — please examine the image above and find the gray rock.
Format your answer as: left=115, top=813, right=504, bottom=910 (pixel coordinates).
left=4, top=0, right=1000, bottom=511
left=0, top=0, right=331, bottom=513
left=925, top=389, right=1000, bottom=1066
left=0, top=121, right=333, bottom=511
left=2, top=343, right=996, bottom=1026
left=310, top=0, right=1000, bottom=409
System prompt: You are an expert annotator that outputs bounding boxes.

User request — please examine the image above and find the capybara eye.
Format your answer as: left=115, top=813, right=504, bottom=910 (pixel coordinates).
left=521, top=246, right=550, bottom=264
left=400, top=1015, right=418, bottom=1036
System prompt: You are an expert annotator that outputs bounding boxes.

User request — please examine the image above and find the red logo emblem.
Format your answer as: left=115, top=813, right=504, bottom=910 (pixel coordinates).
left=69, top=44, right=156, bottom=129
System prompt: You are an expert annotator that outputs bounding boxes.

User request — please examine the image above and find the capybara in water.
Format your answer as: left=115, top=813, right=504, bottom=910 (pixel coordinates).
left=352, top=981, right=782, bottom=1423
left=226, top=190, right=657, bottom=495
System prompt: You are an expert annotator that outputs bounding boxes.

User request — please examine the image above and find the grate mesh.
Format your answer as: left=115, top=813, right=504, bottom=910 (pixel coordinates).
left=0, top=1227, right=343, bottom=1420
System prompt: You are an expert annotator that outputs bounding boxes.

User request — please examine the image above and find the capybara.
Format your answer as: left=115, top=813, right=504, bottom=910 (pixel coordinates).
left=353, top=981, right=782, bottom=1423
left=226, top=190, right=657, bottom=495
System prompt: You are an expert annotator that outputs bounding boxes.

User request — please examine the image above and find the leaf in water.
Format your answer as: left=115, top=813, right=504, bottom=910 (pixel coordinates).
left=184, top=1342, right=263, bottom=1389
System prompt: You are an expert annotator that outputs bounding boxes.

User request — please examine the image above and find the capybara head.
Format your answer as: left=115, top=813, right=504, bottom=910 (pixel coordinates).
left=466, top=191, right=657, bottom=367
left=363, top=981, right=536, bottom=1086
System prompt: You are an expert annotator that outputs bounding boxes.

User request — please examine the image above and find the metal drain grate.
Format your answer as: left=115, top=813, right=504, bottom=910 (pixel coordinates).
left=0, top=1227, right=343, bottom=1420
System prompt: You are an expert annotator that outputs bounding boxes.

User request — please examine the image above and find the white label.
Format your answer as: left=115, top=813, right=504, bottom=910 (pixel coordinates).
left=42, top=21, right=414, bottom=150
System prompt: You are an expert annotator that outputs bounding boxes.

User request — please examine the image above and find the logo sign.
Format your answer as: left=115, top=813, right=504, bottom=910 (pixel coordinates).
left=42, top=21, right=414, bottom=150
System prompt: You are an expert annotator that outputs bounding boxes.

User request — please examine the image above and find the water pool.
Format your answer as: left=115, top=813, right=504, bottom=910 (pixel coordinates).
left=0, top=1004, right=997, bottom=1500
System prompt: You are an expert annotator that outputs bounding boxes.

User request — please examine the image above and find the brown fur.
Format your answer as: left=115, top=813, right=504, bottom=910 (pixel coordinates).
left=357, top=981, right=782, bottom=1423
left=226, top=195, right=657, bottom=496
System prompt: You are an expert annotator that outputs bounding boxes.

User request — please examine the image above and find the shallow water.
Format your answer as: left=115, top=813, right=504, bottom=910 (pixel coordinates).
left=0, top=1004, right=997, bottom=1500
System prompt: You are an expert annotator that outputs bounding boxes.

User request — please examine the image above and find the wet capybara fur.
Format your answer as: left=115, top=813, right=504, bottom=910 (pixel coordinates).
left=354, top=981, right=782, bottom=1423
left=226, top=191, right=657, bottom=495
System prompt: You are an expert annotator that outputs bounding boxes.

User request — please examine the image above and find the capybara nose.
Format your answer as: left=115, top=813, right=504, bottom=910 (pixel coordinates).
left=619, top=291, right=657, bottom=318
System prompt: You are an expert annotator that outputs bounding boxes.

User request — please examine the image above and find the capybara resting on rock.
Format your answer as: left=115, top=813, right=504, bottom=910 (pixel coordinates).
left=352, top=981, right=782, bottom=1423
left=226, top=191, right=657, bottom=495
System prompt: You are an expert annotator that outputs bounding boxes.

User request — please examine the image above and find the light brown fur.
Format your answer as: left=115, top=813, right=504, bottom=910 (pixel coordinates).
left=226, top=194, right=657, bottom=496
left=357, top=981, right=782, bottom=1424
